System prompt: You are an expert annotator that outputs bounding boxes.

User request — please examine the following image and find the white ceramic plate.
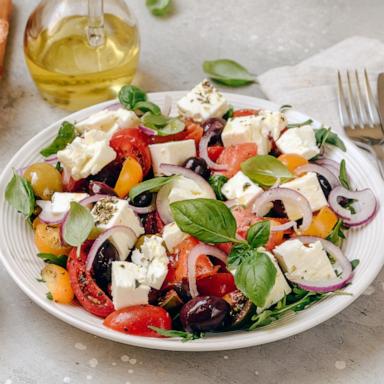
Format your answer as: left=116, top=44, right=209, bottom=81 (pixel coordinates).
left=1, top=92, right=384, bottom=352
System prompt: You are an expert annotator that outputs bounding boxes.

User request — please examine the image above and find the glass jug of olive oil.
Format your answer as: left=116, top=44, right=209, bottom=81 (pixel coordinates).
left=24, top=0, right=140, bottom=111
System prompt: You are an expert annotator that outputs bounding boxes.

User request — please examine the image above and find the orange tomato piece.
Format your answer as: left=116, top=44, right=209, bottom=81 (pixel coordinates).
left=34, top=221, right=71, bottom=256
left=114, top=157, right=143, bottom=198
left=41, top=264, right=74, bottom=304
left=301, top=206, right=338, bottom=238
left=278, top=153, right=308, bottom=173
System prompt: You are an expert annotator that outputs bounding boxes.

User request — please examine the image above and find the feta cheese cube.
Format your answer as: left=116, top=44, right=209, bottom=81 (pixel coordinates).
left=91, top=197, right=144, bottom=260
left=276, top=125, right=320, bottom=160
left=51, top=192, right=89, bottom=214
left=280, top=172, right=328, bottom=220
left=177, top=79, right=229, bottom=122
left=258, top=110, right=287, bottom=141
left=111, top=261, right=150, bottom=309
left=162, top=222, right=188, bottom=252
left=76, top=108, right=140, bottom=137
left=167, top=176, right=212, bottom=203
left=221, top=171, right=263, bottom=206
left=149, top=140, right=196, bottom=176
left=57, top=129, right=116, bottom=180
left=273, top=239, right=337, bottom=281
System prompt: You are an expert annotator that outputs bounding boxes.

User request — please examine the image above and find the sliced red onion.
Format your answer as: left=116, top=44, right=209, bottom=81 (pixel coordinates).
left=224, top=199, right=239, bottom=209
left=62, top=166, right=71, bottom=185
left=16, top=166, right=28, bottom=176
left=188, top=243, right=228, bottom=298
left=252, top=188, right=313, bottom=230
left=285, top=236, right=353, bottom=293
left=271, top=220, right=297, bottom=232
left=80, top=194, right=111, bottom=206
left=294, top=164, right=339, bottom=188
left=128, top=196, right=156, bottom=214
left=328, top=186, right=378, bottom=226
left=161, top=95, right=172, bottom=116
left=139, top=125, right=157, bottom=136
left=315, top=158, right=340, bottom=175
left=36, top=200, right=66, bottom=225
left=44, top=155, right=59, bottom=165
left=198, top=132, right=227, bottom=171
left=106, top=102, right=122, bottom=111
left=156, top=182, right=174, bottom=224
left=86, top=225, right=137, bottom=271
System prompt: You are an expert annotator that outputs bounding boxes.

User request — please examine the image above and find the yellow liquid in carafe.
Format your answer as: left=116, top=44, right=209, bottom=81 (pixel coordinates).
left=24, top=14, right=140, bottom=111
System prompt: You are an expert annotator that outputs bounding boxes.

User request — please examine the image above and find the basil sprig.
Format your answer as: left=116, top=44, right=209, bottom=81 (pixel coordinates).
left=315, top=127, right=346, bottom=152
left=40, top=121, right=76, bottom=157
left=146, top=0, right=173, bottom=16
left=246, top=220, right=271, bottom=249
left=203, top=59, right=255, bottom=87
left=118, top=85, right=161, bottom=115
left=129, top=175, right=177, bottom=201
left=148, top=326, right=204, bottom=342
left=208, top=174, right=228, bottom=201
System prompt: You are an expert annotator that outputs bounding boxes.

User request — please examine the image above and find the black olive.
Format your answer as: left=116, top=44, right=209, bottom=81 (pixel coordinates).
left=183, top=157, right=211, bottom=180
left=269, top=200, right=286, bottom=218
left=131, top=192, right=153, bottom=207
left=180, top=296, right=229, bottom=332
left=90, top=160, right=122, bottom=187
left=223, top=290, right=255, bottom=329
left=92, top=240, right=119, bottom=295
left=317, top=174, right=332, bottom=199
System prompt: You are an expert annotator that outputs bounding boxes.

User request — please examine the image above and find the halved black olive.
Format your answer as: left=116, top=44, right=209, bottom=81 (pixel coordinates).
left=223, top=290, right=255, bottom=329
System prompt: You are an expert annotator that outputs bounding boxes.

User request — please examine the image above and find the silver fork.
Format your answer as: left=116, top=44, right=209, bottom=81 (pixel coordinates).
left=337, top=69, right=384, bottom=178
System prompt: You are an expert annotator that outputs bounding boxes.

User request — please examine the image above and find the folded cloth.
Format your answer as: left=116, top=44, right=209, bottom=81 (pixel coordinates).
left=258, top=36, right=384, bottom=134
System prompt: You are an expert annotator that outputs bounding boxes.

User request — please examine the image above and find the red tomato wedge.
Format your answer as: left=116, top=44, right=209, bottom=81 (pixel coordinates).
left=207, top=145, right=224, bottom=162
left=232, top=109, right=259, bottom=117
left=197, top=273, right=236, bottom=297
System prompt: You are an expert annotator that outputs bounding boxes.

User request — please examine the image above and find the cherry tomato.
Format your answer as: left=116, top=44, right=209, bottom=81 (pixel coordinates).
left=63, top=177, right=89, bottom=193
left=103, top=305, right=172, bottom=337
left=278, top=154, right=308, bottom=173
left=114, top=157, right=143, bottom=198
left=41, top=264, right=74, bottom=304
left=217, top=143, right=258, bottom=178
left=232, top=109, right=259, bottom=118
left=67, top=243, right=114, bottom=318
left=301, top=206, right=338, bottom=238
left=207, top=146, right=224, bottom=162
left=197, top=273, right=236, bottom=297
left=110, top=128, right=152, bottom=176
left=34, top=221, right=71, bottom=256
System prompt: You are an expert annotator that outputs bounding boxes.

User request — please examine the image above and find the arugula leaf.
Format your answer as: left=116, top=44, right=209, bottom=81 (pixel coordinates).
left=279, top=104, right=292, bottom=113
left=40, top=121, right=76, bottom=157
left=223, top=106, right=234, bottom=120
left=315, top=127, right=346, bottom=151
left=119, top=85, right=147, bottom=109
left=208, top=174, right=228, bottom=201
left=5, top=171, right=35, bottom=219
left=234, top=250, right=277, bottom=308
left=148, top=326, right=204, bottom=341
left=203, top=59, right=255, bottom=87
left=134, top=101, right=161, bottom=115
left=37, top=253, right=68, bottom=268
left=327, top=219, right=346, bottom=246
left=46, top=292, right=53, bottom=301
left=227, top=243, right=251, bottom=270
left=170, top=199, right=243, bottom=244
left=339, top=159, right=351, bottom=189
left=62, top=202, right=94, bottom=247
left=246, top=220, right=270, bottom=249
left=351, top=259, right=360, bottom=270
left=129, top=176, right=176, bottom=201
left=241, top=155, right=293, bottom=186
left=287, top=119, right=313, bottom=128
left=146, top=0, right=173, bottom=16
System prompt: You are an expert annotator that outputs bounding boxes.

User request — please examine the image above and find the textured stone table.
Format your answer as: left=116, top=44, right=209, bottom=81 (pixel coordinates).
left=1, top=1, right=384, bottom=383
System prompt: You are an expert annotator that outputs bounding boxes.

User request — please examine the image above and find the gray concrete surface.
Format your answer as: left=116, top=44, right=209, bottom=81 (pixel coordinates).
left=1, top=1, right=384, bottom=383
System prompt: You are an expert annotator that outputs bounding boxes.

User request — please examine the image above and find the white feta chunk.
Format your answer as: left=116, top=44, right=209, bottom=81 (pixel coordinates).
left=280, top=172, right=328, bottom=220
left=51, top=192, right=89, bottom=214
left=221, top=171, right=263, bottom=206
left=273, top=239, right=337, bottom=281
left=91, top=197, right=144, bottom=260
left=111, top=261, right=150, bottom=309
left=149, top=140, right=196, bottom=176
left=57, top=129, right=116, bottom=180
left=177, top=79, right=229, bottom=122
left=162, top=222, right=188, bottom=253
left=276, top=125, right=320, bottom=160
left=258, top=110, right=287, bottom=141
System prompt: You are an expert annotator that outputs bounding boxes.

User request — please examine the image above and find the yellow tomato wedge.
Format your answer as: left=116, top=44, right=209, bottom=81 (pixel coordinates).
left=41, top=264, right=74, bottom=304
left=114, top=157, right=143, bottom=198
left=278, top=153, right=308, bottom=173
left=301, top=207, right=338, bottom=238
left=34, top=220, right=71, bottom=256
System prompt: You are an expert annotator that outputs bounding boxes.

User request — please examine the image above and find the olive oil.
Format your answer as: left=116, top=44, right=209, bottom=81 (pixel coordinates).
left=24, top=14, right=140, bottom=111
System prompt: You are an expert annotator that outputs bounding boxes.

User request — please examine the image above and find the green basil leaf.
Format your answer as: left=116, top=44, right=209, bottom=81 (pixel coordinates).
left=208, top=174, right=228, bottom=201
left=339, top=159, right=351, bottom=189
left=170, top=198, right=241, bottom=244
left=351, top=259, right=360, bottom=270
left=227, top=243, right=251, bottom=270
left=5, top=171, right=35, bottom=219
left=241, top=155, right=293, bottom=186
left=134, top=101, right=161, bottom=115
left=287, top=119, right=313, bottom=129
left=40, top=121, right=76, bottom=157
left=148, top=326, right=204, bottom=341
left=129, top=175, right=177, bottom=201
left=37, top=253, right=68, bottom=268
left=158, top=118, right=185, bottom=136
left=234, top=250, right=277, bottom=308
left=63, top=202, right=94, bottom=247
left=203, top=59, right=255, bottom=87
left=315, top=127, right=346, bottom=151
left=247, top=220, right=270, bottom=249
left=146, top=0, right=172, bottom=16
left=119, top=85, right=147, bottom=109
left=141, top=112, right=169, bottom=129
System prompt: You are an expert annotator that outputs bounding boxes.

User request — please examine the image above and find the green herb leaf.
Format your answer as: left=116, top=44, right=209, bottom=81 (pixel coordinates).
left=247, top=220, right=270, bottom=249
left=37, top=253, right=68, bottom=268
left=227, top=243, right=251, bottom=270
left=148, top=326, right=204, bottom=341
left=119, top=85, right=147, bottom=109
left=170, top=198, right=242, bottom=244
left=141, top=112, right=169, bottom=128
left=339, top=159, right=351, bottom=189
left=241, top=155, right=293, bottom=186
left=279, top=104, right=292, bottom=113
left=327, top=219, right=347, bottom=246
left=146, top=0, right=173, bottom=16
left=287, top=119, right=313, bottom=129
left=234, top=250, right=277, bottom=308
left=208, top=174, right=228, bottom=201
left=134, top=101, right=161, bottom=115
left=36, top=277, right=46, bottom=283
left=351, top=259, right=360, bottom=270
left=40, top=121, right=76, bottom=157
left=62, top=202, right=94, bottom=247
left=5, top=171, right=35, bottom=219
left=129, top=176, right=176, bottom=201
left=223, top=106, right=234, bottom=120
left=46, top=292, right=53, bottom=301
left=315, top=127, right=346, bottom=151
left=203, top=59, right=255, bottom=87
left=158, top=118, right=185, bottom=136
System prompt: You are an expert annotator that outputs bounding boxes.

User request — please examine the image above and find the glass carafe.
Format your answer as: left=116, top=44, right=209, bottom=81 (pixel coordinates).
left=24, top=0, right=140, bottom=111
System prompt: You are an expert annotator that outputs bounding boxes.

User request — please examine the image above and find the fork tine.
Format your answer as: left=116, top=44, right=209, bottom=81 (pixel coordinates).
left=346, top=70, right=361, bottom=128
left=363, top=68, right=381, bottom=125
left=354, top=70, right=368, bottom=127
left=337, top=71, right=350, bottom=128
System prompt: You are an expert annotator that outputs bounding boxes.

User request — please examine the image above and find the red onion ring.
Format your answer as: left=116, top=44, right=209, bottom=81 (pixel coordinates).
left=161, top=95, right=172, bottom=116
left=105, top=102, right=122, bottom=111
left=284, top=236, right=353, bottom=292
left=139, top=125, right=157, bottom=136
left=62, top=166, right=71, bottom=185
left=187, top=243, right=228, bottom=298
left=156, top=183, right=174, bottom=225
left=271, top=220, right=297, bottom=232
left=315, top=158, right=340, bottom=175
left=36, top=201, right=66, bottom=225
left=252, top=188, right=313, bottom=230
left=198, top=131, right=228, bottom=171
left=86, top=225, right=137, bottom=271
left=328, top=186, right=378, bottom=226
left=224, top=199, right=240, bottom=209
left=294, top=164, right=339, bottom=188
left=44, top=155, right=59, bottom=165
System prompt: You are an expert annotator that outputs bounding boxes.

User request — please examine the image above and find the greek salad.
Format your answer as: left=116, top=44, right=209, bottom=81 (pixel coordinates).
left=5, top=80, right=378, bottom=340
